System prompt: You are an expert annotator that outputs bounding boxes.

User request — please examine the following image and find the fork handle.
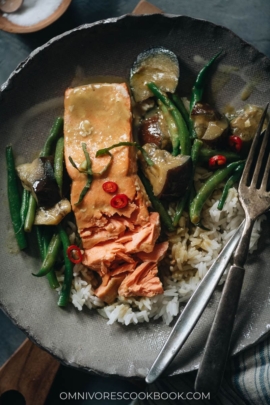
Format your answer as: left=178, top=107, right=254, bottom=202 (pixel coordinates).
left=194, top=264, right=245, bottom=395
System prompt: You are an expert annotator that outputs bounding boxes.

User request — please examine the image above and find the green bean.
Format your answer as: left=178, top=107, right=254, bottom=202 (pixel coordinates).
left=20, top=188, right=30, bottom=230
left=6, top=145, right=27, bottom=250
left=33, top=233, right=61, bottom=277
left=172, top=139, right=203, bottom=227
left=190, top=51, right=222, bottom=113
left=139, top=171, right=175, bottom=233
left=191, top=139, right=204, bottom=166
left=34, top=226, right=60, bottom=289
left=24, top=195, right=37, bottom=233
left=40, top=117, right=64, bottom=157
left=46, top=268, right=60, bottom=289
left=189, top=139, right=204, bottom=206
left=217, top=162, right=245, bottom=210
left=147, top=82, right=191, bottom=155
left=57, top=223, right=73, bottom=307
left=190, top=160, right=244, bottom=225
left=173, top=193, right=189, bottom=228
left=189, top=183, right=196, bottom=206
left=54, top=137, right=64, bottom=196
left=189, top=51, right=222, bottom=139
left=171, top=94, right=189, bottom=126
left=45, top=266, right=60, bottom=289
left=35, top=225, right=46, bottom=258
left=199, top=147, right=240, bottom=164
left=191, top=49, right=226, bottom=140
left=171, top=94, right=197, bottom=139
left=158, top=101, right=179, bottom=156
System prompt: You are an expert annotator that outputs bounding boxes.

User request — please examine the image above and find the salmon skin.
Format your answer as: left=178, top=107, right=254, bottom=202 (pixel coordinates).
left=64, top=83, right=168, bottom=303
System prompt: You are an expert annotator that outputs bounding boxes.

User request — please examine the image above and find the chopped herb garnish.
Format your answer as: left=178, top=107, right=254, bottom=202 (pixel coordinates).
left=75, top=176, right=93, bottom=206
left=69, top=143, right=93, bottom=205
left=69, top=143, right=112, bottom=205
left=96, top=142, right=154, bottom=166
left=69, top=142, right=153, bottom=206
left=82, top=143, right=92, bottom=174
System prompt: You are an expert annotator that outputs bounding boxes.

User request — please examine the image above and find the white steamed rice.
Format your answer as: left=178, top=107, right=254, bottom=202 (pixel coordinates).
left=56, top=167, right=265, bottom=325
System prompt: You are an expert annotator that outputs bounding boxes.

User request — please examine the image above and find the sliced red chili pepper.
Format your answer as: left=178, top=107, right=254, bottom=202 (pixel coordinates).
left=67, top=245, right=83, bottom=264
left=102, top=181, right=118, bottom=194
left=229, top=135, right=243, bottom=152
left=209, top=155, right=227, bottom=169
left=110, top=194, right=129, bottom=209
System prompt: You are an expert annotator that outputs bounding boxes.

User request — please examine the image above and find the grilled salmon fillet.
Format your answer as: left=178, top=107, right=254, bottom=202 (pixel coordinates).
left=64, top=83, right=167, bottom=302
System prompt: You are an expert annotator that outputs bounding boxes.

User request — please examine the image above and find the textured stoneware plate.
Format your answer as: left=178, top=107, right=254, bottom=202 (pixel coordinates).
left=1, top=14, right=270, bottom=378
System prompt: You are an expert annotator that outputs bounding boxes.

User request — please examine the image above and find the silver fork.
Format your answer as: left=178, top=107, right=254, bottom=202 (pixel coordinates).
left=195, top=103, right=270, bottom=395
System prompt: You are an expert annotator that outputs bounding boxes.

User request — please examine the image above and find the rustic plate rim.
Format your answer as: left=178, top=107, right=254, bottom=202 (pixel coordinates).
left=1, top=13, right=270, bottom=378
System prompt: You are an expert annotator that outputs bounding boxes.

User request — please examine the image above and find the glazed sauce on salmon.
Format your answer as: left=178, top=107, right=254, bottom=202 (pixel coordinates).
left=64, top=83, right=168, bottom=303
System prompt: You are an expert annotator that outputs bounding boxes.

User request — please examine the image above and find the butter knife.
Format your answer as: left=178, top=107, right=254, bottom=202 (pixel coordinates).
left=145, top=220, right=245, bottom=384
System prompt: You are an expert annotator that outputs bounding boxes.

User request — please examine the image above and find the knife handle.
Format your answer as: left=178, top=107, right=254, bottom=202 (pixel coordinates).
left=194, top=264, right=245, bottom=395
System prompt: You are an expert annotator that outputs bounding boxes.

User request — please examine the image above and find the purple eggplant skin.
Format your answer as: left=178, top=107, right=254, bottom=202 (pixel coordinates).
left=191, top=102, right=229, bottom=147
left=31, top=157, right=61, bottom=208
left=159, top=158, right=192, bottom=199
left=17, top=155, right=69, bottom=209
left=138, top=111, right=172, bottom=150
left=140, top=143, right=192, bottom=200
left=130, top=47, right=179, bottom=103
left=138, top=115, right=163, bottom=148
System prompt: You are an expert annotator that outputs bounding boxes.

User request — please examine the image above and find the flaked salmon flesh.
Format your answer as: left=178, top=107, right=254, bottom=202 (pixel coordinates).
left=64, top=83, right=168, bottom=301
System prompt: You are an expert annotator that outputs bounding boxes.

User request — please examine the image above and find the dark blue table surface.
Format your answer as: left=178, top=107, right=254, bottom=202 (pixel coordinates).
left=1, top=1, right=270, bottom=404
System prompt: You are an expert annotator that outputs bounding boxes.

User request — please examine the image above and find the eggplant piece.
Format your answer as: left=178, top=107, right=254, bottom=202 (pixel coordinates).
left=140, top=143, right=191, bottom=199
left=16, top=156, right=61, bottom=208
left=130, top=47, right=179, bottom=102
left=230, top=104, right=267, bottom=143
left=16, top=157, right=47, bottom=191
left=34, top=199, right=71, bottom=225
left=191, top=103, right=229, bottom=145
left=138, top=108, right=171, bottom=149
left=139, top=115, right=163, bottom=147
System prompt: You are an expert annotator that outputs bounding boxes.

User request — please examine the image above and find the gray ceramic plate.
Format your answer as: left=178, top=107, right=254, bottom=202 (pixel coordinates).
left=1, top=14, right=270, bottom=379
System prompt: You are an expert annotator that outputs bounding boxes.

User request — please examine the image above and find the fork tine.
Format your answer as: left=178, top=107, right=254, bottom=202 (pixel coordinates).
left=250, top=117, right=270, bottom=188
left=261, top=122, right=270, bottom=190
left=240, top=103, right=269, bottom=187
